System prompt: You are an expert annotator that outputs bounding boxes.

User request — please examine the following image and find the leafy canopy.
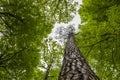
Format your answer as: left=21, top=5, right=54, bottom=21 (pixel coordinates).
left=0, top=0, right=77, bottom=79
left=77, top=0, right=120, bottom=79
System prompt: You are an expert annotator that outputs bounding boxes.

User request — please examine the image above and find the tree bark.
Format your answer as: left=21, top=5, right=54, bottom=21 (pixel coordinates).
left=58, top=32, right=99, bottom=80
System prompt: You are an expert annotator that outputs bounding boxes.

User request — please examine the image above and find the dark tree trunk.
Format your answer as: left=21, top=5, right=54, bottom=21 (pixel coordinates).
left=44, top=63, right=52, bottom=80
left=58, top=33, right=99, bottom=80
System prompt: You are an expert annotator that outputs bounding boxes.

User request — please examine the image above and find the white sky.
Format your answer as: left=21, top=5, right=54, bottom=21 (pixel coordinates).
left=49, top=0, right=82, bottom=42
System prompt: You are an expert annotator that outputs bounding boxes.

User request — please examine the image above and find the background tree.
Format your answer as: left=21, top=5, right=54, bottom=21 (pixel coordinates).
left=77, top=0, right=120, bottom=79
left=39, top=38, right=63, bottom=80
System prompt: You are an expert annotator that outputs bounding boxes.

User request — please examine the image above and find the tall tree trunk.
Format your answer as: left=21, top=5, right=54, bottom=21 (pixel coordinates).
left=58, top=33, right=99, bottom=80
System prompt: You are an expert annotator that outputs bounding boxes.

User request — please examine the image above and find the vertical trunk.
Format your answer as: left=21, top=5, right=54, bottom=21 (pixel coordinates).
left=58, top=33, right=99, bottom=80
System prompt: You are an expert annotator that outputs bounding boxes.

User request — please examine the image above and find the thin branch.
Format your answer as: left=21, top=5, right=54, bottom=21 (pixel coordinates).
left=0, top=16, right=13, bottom=32
left=0, top=48, right=26, bottom=66
left=81, top=37, right=110, bottom=48
left=79, top=32, right=119, bottom=43
left=38, top=66, right=47, bottom=69
left=85, top=45, right=94, bottom=58
left=0, top=11, right=23, bottom=22
left=44, top=65, right=51, bottom=80
left=44, top=60, right=54, bottom=80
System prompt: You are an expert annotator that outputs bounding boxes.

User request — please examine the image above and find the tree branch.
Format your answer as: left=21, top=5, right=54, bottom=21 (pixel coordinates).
left=44, top=60, right=54, bottom=80
left=0, top=11, right=23, bottom=22
left=0, top=48, right=26, bottom=66
left=81, top=37, right=110, bottom=48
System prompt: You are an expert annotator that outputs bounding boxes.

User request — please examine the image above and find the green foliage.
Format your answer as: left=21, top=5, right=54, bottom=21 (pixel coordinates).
left=38, top=38, right=63, bottom=80
left=78, top=0, right=120, bottom=79
left=0, top=0, right=76, bottom=80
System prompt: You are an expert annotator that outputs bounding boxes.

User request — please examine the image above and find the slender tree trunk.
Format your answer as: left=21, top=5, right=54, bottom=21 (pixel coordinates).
left=44, top=60, right=53, bottom=80
left=58, top=33, right=99, bottom=80
left=44, top=64, right=52, bottom=80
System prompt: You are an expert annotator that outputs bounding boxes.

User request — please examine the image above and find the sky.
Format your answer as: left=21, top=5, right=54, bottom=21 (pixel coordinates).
left=48, top=0, right=82, bottom=43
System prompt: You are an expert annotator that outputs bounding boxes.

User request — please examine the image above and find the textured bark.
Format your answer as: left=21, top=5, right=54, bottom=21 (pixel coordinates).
left=58, top=33, right=99, bottom=80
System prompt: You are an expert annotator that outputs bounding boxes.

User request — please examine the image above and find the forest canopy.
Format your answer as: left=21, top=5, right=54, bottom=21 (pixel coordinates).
left=0, top=0, right=120, bottom=80
left=78, top=0, right=120, bottom=80
left=0, top=0, right=77, bottom=79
